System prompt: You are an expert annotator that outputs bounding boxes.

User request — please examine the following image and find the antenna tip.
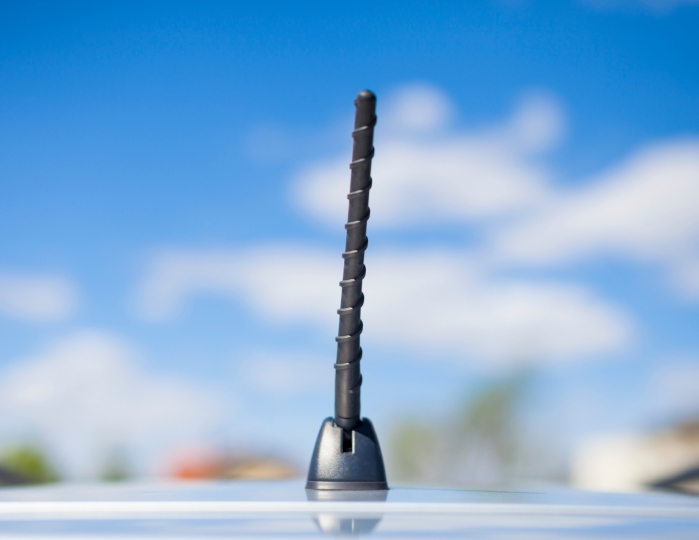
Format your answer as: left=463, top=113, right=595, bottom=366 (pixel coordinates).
left=355, top=89, right=376, bottom=105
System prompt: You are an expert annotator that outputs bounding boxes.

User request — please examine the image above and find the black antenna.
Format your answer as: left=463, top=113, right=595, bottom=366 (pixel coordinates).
left=306, top=90, right=388, bottom=491
left=335, top=89, right=374, bottom=434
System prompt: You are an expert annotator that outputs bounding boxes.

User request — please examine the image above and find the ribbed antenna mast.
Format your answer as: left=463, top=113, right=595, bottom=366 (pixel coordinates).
left=334, top=90, right=376, bottom=433
left=306, top=90, right=387, bottom=491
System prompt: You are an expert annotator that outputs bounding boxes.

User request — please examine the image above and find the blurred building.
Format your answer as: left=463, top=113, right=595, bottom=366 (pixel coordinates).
left=572, top=420, right=699, bottom=494
left=166, top=446, right=299, bottom=481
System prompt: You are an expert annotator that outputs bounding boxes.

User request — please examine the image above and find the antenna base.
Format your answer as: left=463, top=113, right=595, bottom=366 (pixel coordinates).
left=306, top=417, right=388, bottom=490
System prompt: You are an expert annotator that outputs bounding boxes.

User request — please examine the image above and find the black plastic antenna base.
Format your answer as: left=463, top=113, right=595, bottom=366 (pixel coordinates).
left=306, top=417, right=388, bottom=491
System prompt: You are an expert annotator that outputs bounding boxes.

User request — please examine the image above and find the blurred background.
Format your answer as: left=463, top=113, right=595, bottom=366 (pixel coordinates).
left=1, top=0, right=698, bottom=493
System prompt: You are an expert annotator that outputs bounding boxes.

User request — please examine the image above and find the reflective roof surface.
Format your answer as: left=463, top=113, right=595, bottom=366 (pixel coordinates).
left=0, top=480, right=698, bottom=538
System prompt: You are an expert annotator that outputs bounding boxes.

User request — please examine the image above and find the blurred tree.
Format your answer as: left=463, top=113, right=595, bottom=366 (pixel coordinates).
left=389, top=422, right=440, bottom=482
left=388, top=371, right=535, bottom=486
left=450, top=372, right=530, bottom=484
left=0, top=445, right=59, bottom=484
left=100, top=448, right=131, bottom=482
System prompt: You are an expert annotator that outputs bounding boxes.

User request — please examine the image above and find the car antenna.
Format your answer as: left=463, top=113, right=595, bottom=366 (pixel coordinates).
left=306, top=90, right=388, bottom=491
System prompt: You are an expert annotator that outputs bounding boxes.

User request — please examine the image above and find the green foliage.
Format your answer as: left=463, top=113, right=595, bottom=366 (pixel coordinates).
left=388, top=371, right=533, bottom=485
left=0, top=445, right=59, bottom=485
left=454, top=373, right=530, bottom=471
left=389, top=422, right=439, bottom=482
left=100, top=449, right=131, bottom=482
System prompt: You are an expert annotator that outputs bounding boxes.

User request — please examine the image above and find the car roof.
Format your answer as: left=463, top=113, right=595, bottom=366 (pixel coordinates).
left=0, top=479, right=697, bottom=538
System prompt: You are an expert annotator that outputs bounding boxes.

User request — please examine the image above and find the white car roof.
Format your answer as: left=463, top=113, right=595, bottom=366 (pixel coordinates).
left=0, top=479, right=697, bottom=538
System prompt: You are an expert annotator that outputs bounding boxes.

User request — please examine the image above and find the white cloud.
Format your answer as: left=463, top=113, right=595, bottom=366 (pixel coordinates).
left=364, top=253, right=631, bottom=363
left=0, top=272, right=78, bottom=322
left=504, top=92, right=566, bottom=153
left=138, top=247, right=632, bottom=366
left=293, top=90, right=563, bottom=229
left=0, top=331, right=222, bottom=479
left=242, top=351, right=332, bottom=397
left=492, top=139, right=699, bottom=296
left=135, top=247, right=338, bottom=322
left=381, top=84, right=455, bottom=134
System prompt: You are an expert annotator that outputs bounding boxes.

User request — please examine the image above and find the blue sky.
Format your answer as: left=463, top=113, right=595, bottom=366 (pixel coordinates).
left=1, top=0, right=698, bottom=480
